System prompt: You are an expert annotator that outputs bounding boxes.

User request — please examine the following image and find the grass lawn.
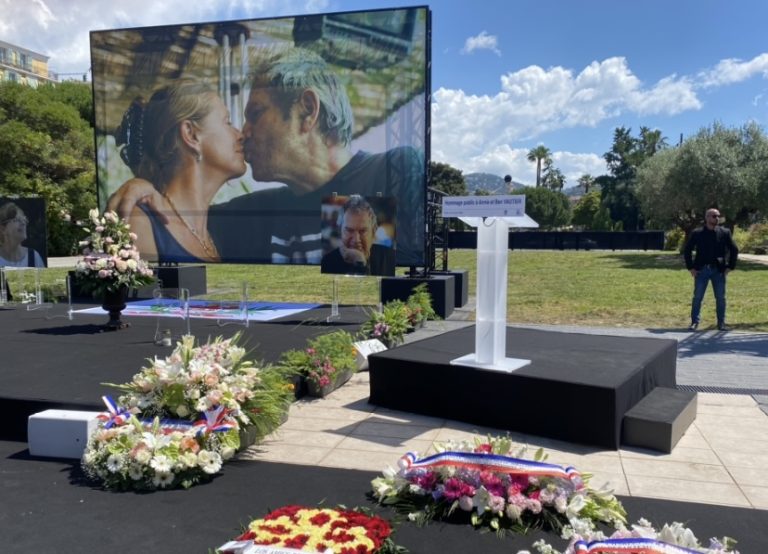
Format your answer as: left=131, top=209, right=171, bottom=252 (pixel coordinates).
left=11, top=250, right=768, bottom=332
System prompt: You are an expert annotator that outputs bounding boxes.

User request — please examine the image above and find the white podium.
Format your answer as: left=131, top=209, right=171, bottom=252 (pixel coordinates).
left=451, top=214, right=538, bottom=372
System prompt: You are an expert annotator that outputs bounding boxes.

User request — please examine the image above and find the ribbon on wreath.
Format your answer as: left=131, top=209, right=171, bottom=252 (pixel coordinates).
left=193, top=405, right=238, bottom=436
left=399, top=451, right=581, bottom=483
left=97, top=395, right=132, bottom=428
left=572, top=537, right=704, bottom=554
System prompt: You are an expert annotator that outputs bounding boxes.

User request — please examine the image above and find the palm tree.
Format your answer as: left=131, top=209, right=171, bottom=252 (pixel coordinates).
left=527, top=145, right=552, bottom=187
left=638, top=126, right=669, bottom=157
left=578, top=173, right=594, bottom=194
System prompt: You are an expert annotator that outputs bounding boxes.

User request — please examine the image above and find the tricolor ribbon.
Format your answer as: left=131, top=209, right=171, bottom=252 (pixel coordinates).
left=193, top=405, right=237, bottom=436
left=399, top=450, right=581, bottom=483
left=573, top=537, right=704, bottom=553
left=96, top=395, right=131, bottom=428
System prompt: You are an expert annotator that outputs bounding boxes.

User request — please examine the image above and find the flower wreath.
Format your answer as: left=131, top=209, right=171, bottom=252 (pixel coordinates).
left=371, top=435, right=626, bottom=536
left=82, top=334, right=294, bottom=491
left=218, top=505, right=406, bottom=554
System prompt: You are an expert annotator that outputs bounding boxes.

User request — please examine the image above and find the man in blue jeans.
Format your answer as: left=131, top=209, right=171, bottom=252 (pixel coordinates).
left=683, top=208, right=739, bottom=331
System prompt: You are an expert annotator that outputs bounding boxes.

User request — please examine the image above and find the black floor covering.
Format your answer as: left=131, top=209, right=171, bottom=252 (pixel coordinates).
left=0, top=304, right=367, bottom=440
left=1, top=440, right=767, bottom=553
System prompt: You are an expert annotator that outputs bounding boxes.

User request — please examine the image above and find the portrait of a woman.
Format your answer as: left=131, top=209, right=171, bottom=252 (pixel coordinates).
left=115, top=80, right=246, bottom=262
left=0, top=202, right=45, bottom=268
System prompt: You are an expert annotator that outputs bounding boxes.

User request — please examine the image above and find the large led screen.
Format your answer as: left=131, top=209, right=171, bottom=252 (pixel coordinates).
left=90, top=6, right=430, bottom=267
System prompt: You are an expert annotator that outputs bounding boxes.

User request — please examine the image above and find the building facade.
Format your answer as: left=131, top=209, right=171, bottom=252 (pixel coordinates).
left=0, top=40, right=57, bottom=87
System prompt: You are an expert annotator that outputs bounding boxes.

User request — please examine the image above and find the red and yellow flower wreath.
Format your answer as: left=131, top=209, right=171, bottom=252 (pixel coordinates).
left=227, top=505, right=398, bottom=554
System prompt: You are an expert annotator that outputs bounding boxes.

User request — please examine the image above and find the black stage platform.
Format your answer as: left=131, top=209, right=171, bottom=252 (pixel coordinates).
left=369, top=325, right=677, bottom=449
left=1, top=439, right=766, bottom=553
left=0, top=304, right=367, bottom=442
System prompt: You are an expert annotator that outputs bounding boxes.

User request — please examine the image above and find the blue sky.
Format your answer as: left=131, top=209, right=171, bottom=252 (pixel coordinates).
left=3, top=0, right=767, bottom=186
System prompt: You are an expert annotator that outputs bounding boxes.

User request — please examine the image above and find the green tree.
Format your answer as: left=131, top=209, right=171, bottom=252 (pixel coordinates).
left=519, top=186, right=571, bottom=229
left=474, top=188, right=491, bottom=196
left=0, top=81, right=96, bottom=255
left=600, top=126, right=668, bottom=231
left=541, top=158, right=566, bottom=191
left=430, top=161, right=468, bottom=230
left=577, top=173, right=594, bottom=194
left=526, top=145, right=551, bottom=187
left=572, top=190, right=616, bottom=230
left=429, top=161, right=467, bottom=197
left=636, top=122, right=768, bottom=236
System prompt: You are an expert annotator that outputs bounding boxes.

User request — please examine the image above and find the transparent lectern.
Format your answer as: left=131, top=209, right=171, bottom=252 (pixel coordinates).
left=450, top=214, right=538, bottom=372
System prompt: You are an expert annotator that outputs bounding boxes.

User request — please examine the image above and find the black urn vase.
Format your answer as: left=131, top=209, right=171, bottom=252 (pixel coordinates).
left=101, top=286, right=130, bottom=331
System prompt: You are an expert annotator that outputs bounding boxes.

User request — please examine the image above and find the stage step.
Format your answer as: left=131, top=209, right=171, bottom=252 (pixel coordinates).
left=621, top=387, right=697, bottom=453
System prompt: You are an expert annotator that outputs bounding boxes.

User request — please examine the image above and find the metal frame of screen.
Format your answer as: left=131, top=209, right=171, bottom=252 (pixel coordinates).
left=89, top=6, right=430, bottom=267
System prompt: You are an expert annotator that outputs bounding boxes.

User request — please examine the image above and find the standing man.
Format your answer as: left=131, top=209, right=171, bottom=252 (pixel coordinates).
left=683, top=208, right=738, bottom=331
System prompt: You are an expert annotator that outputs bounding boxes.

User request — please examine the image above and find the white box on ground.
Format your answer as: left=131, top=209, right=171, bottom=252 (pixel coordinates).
left=353, top=339, right=387, bottom=370
left=28, top=409, right=101, bottom=459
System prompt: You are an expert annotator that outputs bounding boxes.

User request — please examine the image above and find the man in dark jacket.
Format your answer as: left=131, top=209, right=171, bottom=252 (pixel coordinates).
left=683, top=208, right=738, bottom=331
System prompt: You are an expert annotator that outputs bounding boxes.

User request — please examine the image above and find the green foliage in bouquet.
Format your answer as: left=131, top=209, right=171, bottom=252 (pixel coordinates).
left=362, top=299, right=413, bottom=346
left=406, top=283, right=438, bottom=326
left=279, top=330, right=358, bottom=388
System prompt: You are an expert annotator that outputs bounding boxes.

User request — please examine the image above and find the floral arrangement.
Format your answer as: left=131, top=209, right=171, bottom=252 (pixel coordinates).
left=405, top=283, right=438, bottom=327
left=74, top=208, right=154, bottom=297
left=82, top=412, right=238, bottom=490
left=362, top=300, right=413, bottom=347
left=82, top=334, right=295, bottom=490
left=218, top=505, right=406, bottom=554
left=371, top=435, right=626, bottom=536
left=279, top=330, right=358, bottom=390
left=529, top=518, right=739, bottom=554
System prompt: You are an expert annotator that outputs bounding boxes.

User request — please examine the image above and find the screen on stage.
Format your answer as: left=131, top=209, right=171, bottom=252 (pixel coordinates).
left=90, top=6, right=430, bottom=267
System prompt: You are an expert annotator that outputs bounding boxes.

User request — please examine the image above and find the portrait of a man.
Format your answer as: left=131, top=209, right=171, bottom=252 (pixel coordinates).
left=320, top=195, right=395, bottom=276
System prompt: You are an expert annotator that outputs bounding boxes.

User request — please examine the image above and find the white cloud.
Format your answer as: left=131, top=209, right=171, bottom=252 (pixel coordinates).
left=461, top=31, right=501, bottom=56
left=431, top=144, right=606, bottom=188
left=698, top=53, right=768, bottom=88
left=432, top=56, right=701, bottom=177
left=0, top=0, right=325, bottom=74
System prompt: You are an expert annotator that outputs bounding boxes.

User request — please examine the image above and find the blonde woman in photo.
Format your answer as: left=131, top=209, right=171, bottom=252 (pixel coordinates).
left=115, top=81, right=246, bottom=262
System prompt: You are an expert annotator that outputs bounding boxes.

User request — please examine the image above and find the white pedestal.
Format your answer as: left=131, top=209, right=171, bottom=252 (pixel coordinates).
left=450, top=353, right=530, bottom=373
left=28, top=409, right=101, bottom=459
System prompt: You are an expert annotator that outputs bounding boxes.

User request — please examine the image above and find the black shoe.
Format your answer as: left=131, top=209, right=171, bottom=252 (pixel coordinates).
left=717, top=323, right=730, bottom=331
left=688, top=322, right=699, bottom=331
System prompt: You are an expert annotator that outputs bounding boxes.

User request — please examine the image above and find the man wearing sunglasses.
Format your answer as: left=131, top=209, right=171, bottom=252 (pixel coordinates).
left=683, top=208, right=739, bottom=331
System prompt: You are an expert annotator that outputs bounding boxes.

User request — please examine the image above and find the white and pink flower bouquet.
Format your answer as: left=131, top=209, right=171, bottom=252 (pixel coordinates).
left=371, top=435, right=626, bottom=536
left=74, top=208, right=154, bottom=297
left=82, top=334, right=294, bottom=490
left=529, top=518, right=739, bottom=554
left=82, top=411, right=237, bottom=491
